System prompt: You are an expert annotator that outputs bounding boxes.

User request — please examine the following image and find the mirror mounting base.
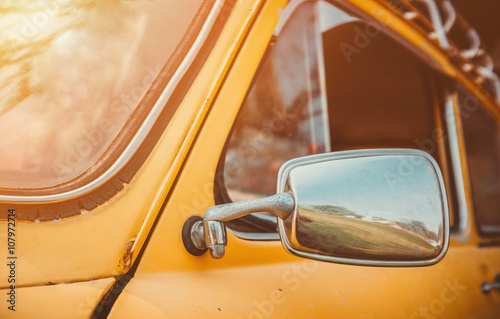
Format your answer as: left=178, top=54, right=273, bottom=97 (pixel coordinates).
left=181, top=216, right=208, bottom=257
left=182, top=193, right=295, bottom=259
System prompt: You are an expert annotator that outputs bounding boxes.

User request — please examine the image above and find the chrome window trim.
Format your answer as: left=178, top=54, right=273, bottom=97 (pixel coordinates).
left=0, top=0, right=227, bottom=204
left=230, top=229, right=280, bottom=241
left=445, top=97, right=469, bottom=235
left=226, top=213, right=280, bottom=241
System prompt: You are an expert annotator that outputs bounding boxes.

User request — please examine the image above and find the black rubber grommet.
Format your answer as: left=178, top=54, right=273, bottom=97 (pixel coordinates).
left=182, top=215, right=208, bottom=256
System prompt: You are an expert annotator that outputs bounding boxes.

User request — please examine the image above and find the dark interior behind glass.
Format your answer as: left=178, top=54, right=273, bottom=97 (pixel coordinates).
left=460, top=86, right=500, bottom=235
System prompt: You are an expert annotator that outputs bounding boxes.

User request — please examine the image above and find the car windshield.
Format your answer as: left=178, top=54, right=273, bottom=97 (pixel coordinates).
left=0, top=0, right=203, bottom=189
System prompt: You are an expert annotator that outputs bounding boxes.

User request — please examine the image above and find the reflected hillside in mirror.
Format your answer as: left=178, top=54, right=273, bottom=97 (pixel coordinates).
left=296, top=205, right=442, bottom=261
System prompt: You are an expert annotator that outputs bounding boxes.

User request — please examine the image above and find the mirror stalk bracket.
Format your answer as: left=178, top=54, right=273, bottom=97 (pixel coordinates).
left=186, top=192, right=295, bottom=259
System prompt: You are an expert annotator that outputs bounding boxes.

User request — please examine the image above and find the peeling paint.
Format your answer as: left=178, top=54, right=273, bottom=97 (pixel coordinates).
left=120, top=240, right=135, bottom=274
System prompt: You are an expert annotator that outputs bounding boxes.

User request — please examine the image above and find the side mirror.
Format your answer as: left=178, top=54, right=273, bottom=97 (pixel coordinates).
left=183, top=149, right=449, bottom=267
left=277, top=149, right=449, bottom=266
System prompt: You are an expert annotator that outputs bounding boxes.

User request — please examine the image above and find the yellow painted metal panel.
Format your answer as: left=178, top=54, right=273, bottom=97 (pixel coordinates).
left=111, top=246, right=500, bottom=318
left=0, top=278, right=114, bottom=319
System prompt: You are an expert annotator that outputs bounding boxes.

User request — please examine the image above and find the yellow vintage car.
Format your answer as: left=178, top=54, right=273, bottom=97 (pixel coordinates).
left=1, top=0, right=500, bottom=318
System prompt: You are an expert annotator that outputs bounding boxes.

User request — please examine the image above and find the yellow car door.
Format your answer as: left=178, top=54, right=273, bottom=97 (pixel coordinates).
left=1, top=0, right=500, bottom=318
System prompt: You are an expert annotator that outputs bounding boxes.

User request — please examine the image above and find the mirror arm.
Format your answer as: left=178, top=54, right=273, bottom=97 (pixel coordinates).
left=188, top=192, right=295, bottom=259
left=204, top=192, right=295, bottom=222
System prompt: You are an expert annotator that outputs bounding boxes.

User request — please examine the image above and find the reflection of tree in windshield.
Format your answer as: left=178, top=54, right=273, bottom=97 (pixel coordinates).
left=224, top=2, right=330, bottom=201
left=2, top=0, right=114, bottom=114
left=0, top=0, right=149, bottom=188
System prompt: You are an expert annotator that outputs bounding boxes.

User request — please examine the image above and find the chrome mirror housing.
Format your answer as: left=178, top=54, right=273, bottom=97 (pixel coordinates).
left=277, top=149, right=449, bottom=266
left=183, top=149, right=449, bottom=267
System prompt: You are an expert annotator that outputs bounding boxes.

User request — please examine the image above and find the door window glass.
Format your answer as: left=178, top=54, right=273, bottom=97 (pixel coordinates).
left=223, top=1, right=346, bottom=202
left=459, top=86, right=500, bottom=235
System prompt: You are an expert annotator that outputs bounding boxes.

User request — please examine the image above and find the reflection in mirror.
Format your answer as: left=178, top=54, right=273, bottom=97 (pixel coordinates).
left=295, top=204, right=440, bottom=261
left=279, top=150, right=449, bottom=266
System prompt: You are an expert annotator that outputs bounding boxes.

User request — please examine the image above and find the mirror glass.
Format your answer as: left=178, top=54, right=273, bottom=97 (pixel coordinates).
left=278, top=149, right=449, bottom=266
